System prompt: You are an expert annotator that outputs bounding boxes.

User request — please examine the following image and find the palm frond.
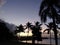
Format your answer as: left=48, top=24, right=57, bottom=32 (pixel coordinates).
left=39, top=24, right=42, bottom=26
left=45, top=24, right=49, bottom=27
left=39, top=7, right=50, bottom=23
left=54, top=0, right=60, bottom=9
left=56, top=15, right=60, bottom=24
left=39, top=0, right=48, bottom=16
left=43, top=29, right=50, bottom=34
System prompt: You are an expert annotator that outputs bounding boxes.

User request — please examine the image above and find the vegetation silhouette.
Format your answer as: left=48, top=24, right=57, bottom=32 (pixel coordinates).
left=29, top=21, right=42, bottom=44
left=25, top=22, right=33, bottom=43
left=18, top=24, right=25, bottom=32
left=0, top=21, right=15, bottom=42
left=44, top=22, right=56, bottom=34
left=15, top=24, right=27, bottom=34
left=44, top=22, right=60, bottom=34
left=39, top=0, right=60, bottom=45
left=26, top=22, right=32, bottom=33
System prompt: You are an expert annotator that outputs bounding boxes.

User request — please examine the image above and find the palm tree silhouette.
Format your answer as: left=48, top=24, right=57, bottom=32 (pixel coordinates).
left=34, top=21, right=42, bottom=43
left=39, top=0, right=60, bottom=45
left=15, top=24, right=25, bottom=34
left=44, top=22, right=60, bottom=34
left=44, top=22, right=60, bottom=45
left=30, top=21, right=42, bottom=44
left=26, top=22, right=31, bottom=33
left=44, top=22, right=53, bottom=45
left=18, top=24, right=24, bottom=32
left=43, top=22, right=54, bottom=34
left=25, top=22, right=31, bottom=43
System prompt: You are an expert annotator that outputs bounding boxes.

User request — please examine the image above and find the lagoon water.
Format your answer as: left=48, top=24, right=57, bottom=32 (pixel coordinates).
left=20, top=33, right=60, bottom=45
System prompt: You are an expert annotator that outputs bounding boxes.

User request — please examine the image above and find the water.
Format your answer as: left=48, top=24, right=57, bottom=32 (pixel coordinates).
left=20, top=33, right=60, bottom=45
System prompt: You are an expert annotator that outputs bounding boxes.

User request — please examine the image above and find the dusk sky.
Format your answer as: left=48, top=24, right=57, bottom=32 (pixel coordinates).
left=0, top=0, right=43, bottom=26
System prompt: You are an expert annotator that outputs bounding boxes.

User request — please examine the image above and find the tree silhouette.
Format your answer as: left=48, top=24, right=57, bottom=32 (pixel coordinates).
left=18, top=24, right=24, bottom=32
left=0, top=22, right=15, bottom=42
left=44, top=22, right=54, bottom=34
left=44, top=22, right=60, bottom=34
left=29, top=21, right=42, bottom=44
left=15, top=24, right=25, bottom=34
left=25, top=22, right=31, bottom=43
left=26, top=22, right=32, bottom=33
left=39, top=0, right=60, bottom=45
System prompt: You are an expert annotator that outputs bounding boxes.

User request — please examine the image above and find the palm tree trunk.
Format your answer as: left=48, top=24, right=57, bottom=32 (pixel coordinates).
left=26, top=28, right=29, bottom=43
left=50, top=31, right=51, bottom=45
left=53, top=18, right=58, bottom=45
left=51, top=6, right=58, bottom=45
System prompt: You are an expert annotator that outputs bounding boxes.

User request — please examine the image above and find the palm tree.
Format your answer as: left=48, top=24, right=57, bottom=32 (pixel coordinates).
left=43, top=22, right=53, bottom=45
left=26, top=22, right=32, bottom=33
left=15, top=24, right=24, bottom=33
left=43, top=22, right=56, bottom=45
left=44, top=22, right=60, bottom=45
left=39, top=0, right=60, bottom=45
left=44, top=22, right=60, bottom=34
left=43, top=22, right=55, bottom=34
left=29, top=21, right=42, bottom=44
left=34, top=21, right=42, bottom=42
left=26, top=22, right=31, bottom=43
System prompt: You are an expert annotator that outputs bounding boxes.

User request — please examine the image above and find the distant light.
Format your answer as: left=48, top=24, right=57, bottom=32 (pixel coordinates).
left=17, top=31, right=33, bottom=37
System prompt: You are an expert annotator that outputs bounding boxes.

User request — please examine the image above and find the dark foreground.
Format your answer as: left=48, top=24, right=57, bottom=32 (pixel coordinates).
left=0, top=40, right=51, bottom=45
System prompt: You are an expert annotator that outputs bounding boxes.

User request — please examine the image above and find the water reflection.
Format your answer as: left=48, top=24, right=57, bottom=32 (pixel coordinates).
left=18, top=33, right=60, bottom=45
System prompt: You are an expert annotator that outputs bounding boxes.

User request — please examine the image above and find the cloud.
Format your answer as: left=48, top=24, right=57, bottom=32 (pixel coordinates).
left=0, top=0, right=7, bottom=7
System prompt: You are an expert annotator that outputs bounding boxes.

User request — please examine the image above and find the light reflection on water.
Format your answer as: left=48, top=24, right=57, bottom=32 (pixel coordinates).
left=19, top=33, right=60, bottom=45
left=20, top=39, right=54, bottom=44
left=20, top=38, right=60, bottom=45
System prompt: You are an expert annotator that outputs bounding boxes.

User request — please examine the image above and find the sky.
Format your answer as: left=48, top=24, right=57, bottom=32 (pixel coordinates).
left=0, top=0, right=42, bottom=26
left=0, top=0, right=60, bottom=35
